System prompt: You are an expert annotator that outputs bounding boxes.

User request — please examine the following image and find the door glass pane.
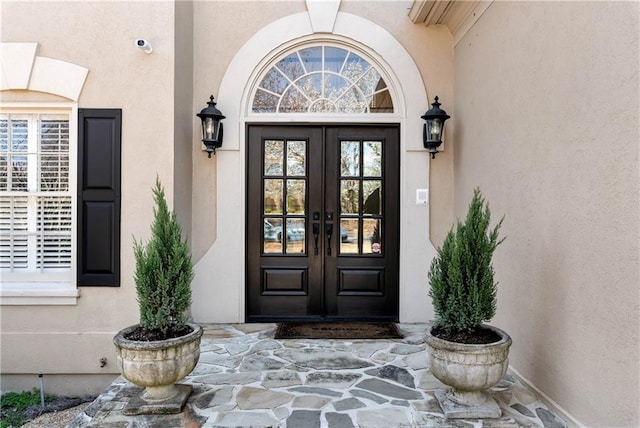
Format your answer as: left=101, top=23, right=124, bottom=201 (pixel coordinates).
left=286, top=141, right=306, bottom=176
left=285, top=218, right=306, bottom=254
left=363, top=141, right=382, bottom=177
left=264, top=179, right=283, bottom=214
left=363, top=218, right=382, bottom=254
left=341, top=141, right=359, bottom=176
left=287, top=179, right=305, bottom=214
left=264, top=140, right=284, bottom=176
left=263, top=218, right=283, bottom=254
left=363, top=180, right=381, bottom=216
left=340, top=218, right=358, bottom=254
left=340, top=180, right=359, bottom=214
left=338, top=139, right=385, bottom=256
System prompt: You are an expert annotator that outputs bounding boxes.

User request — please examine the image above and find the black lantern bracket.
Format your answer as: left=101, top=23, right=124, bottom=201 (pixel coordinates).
left=421, top=96, right=450, bottom=159
left=197, top=95, right=226, bottom=158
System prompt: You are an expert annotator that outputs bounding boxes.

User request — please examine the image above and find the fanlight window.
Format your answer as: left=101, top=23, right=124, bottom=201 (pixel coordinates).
left=252, top=46, right=393, bottom=114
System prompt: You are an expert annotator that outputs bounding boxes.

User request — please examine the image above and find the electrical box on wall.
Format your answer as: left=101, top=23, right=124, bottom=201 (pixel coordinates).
left=416, top=189, right=428, bottom=205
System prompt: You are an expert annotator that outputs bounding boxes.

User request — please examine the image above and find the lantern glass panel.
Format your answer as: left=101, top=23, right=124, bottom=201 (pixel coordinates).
left=431, top=119, right=441, bottom=139
left=205, top=117, right=214, bottom=140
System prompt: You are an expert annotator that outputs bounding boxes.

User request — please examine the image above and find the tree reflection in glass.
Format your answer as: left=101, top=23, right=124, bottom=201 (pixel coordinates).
left=252, top=45, right=393, bottom=114
left=363, top=141, right=382, bottom=177
left=262, top=139, right=307, bottom=255
left=337, top=139, right=384, bottom=255
left=341, top=141, right=359, bottom=176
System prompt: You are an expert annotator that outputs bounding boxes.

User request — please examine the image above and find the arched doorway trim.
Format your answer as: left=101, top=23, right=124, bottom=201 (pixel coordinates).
left=191, top=10, right=435, bottom=323
left=216, top=11, right=429, bottom=149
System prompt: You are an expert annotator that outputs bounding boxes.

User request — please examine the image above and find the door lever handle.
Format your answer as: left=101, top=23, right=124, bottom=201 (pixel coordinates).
left=312, top=223, right=320, bottom=255
left=325, top=223, right=333, bottom=256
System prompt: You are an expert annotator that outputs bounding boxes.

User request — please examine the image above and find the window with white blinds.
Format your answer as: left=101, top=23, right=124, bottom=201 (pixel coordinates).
left=0, top=113, right=73, bottom=273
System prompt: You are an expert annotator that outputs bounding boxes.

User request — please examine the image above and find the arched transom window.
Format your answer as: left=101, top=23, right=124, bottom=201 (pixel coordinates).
left=252, top=45, right=393, bottom=114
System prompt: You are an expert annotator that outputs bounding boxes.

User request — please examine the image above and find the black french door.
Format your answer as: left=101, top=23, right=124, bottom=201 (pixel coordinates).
left=246, top=125, right=399, bottom=322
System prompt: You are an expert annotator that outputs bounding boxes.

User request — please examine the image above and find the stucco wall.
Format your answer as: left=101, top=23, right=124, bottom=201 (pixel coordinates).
left=174, top=0, right=194, bottom=240
left=453, top=2, right=639, bottom=426
left=340, top=0, right=454, bottom=247
left=1, top=1, right=181, bottom=394
left=191, top=0, right=307, bottom=261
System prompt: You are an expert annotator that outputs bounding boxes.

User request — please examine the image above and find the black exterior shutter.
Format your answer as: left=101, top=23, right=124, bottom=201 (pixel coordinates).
left=77, top=109, right=122, bottom=286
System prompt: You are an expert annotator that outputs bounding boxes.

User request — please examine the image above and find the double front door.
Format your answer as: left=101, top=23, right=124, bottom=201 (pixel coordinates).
left=246, top=125, right=399, bottom=322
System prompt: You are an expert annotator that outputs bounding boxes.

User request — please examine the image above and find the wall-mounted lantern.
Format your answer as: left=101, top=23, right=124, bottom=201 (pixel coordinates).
left=197, top=95, right=225, bottom=157
left=421, top=96, right=450, bottom=159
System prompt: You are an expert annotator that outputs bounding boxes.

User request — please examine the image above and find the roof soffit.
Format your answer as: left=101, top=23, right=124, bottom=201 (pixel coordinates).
left=409, top=0, right=493, bottom=45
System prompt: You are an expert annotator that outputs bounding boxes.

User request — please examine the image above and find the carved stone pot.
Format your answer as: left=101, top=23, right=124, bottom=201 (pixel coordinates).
left=113, top=323, right=203, bottom=415
left=425, top=324, right=512, bottom=419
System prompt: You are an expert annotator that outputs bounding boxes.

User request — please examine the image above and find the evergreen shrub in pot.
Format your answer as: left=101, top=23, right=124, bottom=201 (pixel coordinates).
left=113, top=178, right=203, bottom=415
left=425, top=188, right=511, bottom=419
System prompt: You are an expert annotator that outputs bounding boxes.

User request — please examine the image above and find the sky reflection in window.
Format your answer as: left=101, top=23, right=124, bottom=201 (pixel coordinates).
left=253, top=46, right=393, bottom=114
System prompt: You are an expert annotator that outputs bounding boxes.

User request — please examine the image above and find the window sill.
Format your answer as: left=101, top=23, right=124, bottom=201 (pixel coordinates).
left=0, top=285, right=79, bottom=305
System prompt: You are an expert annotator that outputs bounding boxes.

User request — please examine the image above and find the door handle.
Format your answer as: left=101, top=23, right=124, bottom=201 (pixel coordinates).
left=312, top=223, right=320, bottom=255
left=325, top=223, right=333, bottom=256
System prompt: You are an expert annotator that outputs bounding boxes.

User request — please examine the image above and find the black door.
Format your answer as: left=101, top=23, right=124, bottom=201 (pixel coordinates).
left=246, top=125, right=399, bottom=322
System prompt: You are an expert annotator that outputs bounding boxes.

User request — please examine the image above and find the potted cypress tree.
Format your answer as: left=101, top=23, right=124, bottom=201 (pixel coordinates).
left=425, top=188, right=511, bottom=419
left=113, top=178, right=203, bottom=415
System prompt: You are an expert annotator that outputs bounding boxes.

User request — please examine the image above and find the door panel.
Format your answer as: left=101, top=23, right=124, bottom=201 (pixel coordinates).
left=247, top=126, right=323, bottom=319
left=324, top=127, right=399, bottom=320
left=246, top=125, right=399, bottom=322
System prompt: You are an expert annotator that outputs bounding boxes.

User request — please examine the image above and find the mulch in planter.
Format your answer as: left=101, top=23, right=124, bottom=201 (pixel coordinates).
left=124, top=325, right=193, bottom=341
left=431, top=325, right=502, bottom=344
left=274, top=322, right=403, bottom=339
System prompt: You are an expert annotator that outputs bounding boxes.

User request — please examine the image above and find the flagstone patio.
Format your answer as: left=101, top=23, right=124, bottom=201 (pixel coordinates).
left=68, top=324, right=567, bottom=427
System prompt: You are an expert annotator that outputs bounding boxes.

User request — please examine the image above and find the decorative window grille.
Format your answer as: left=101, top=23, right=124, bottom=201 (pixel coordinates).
left=252, top=45, right=394, bottom=114
left=0, top=113, right=72, bottom=272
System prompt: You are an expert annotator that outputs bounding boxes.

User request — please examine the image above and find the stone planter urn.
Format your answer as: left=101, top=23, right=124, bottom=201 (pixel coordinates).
left=425, top=324, right=512, bottom=419
left=113, top=323, right=203, bottom=415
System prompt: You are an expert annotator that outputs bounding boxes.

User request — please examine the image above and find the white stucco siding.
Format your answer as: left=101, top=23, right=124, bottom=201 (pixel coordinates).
left=453, top=2, right=639, bottom=426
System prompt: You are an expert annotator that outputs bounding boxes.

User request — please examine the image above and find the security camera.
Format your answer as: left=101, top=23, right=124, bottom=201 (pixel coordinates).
left=135, top=39, right=153, bottom=54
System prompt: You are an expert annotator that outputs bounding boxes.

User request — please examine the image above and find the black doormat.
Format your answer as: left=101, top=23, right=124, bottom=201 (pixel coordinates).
left=274, top=322, right=403, bottom=339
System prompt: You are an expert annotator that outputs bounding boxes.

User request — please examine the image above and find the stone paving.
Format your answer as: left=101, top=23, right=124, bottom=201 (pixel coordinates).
left=68, top=324, right=568, bottom=427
